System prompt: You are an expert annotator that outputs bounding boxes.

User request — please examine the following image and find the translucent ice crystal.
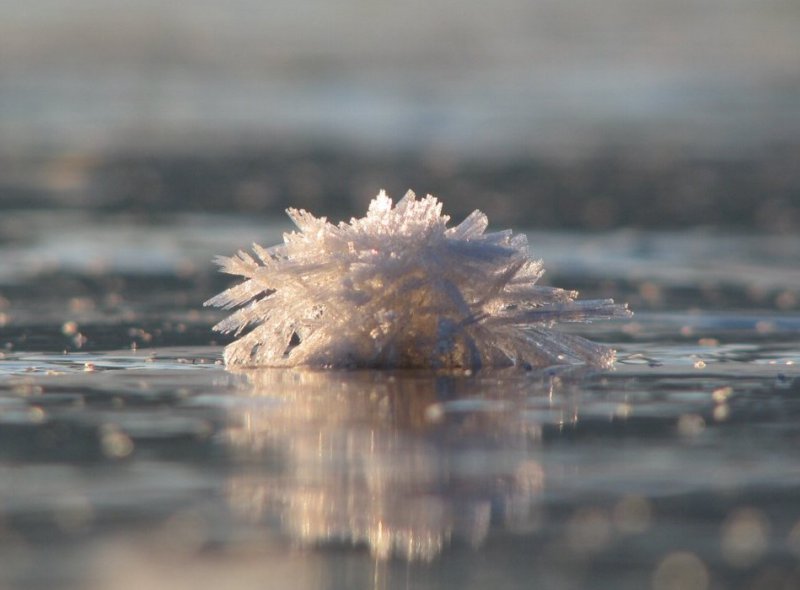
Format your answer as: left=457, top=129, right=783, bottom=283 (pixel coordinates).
left=205, top=190, right=630, bottom=369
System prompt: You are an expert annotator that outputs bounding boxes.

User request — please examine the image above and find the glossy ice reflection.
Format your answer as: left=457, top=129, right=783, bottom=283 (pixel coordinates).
left=1, top=214, right=800, bottom=588
left=0, top=337, right=799, bottom=589
left=224, top=369, right=549, bottom=560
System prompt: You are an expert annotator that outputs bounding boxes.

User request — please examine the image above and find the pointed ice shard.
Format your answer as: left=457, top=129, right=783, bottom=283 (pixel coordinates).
left=205, top=191, right=631, bottom=369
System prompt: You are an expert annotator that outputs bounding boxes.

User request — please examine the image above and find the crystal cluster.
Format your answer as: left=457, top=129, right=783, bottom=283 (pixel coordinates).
left=206, top=190, right=630, bottom=368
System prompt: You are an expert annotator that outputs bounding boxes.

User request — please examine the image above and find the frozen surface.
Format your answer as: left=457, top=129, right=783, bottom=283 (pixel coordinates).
left=0, top=212, right=799, bottom=589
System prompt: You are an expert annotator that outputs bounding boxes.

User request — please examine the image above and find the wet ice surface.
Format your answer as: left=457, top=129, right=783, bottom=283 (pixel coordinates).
left=1, top=215, right=800, bottom=589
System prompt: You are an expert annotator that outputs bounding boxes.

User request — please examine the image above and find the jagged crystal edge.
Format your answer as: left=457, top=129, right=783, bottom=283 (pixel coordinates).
left=205, top=190, right=631, bottom=369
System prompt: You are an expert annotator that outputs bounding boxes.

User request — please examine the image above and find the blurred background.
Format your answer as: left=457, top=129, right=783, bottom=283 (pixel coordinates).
left=1, top=0, right=798, bottom=230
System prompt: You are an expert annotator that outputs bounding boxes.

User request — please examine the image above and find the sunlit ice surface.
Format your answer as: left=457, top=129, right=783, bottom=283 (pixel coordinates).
left=0, top=213, right=799, bottom=589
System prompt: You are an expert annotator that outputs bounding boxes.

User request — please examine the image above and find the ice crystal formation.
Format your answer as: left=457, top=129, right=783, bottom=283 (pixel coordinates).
left=206, top=190, right=630, bottom=369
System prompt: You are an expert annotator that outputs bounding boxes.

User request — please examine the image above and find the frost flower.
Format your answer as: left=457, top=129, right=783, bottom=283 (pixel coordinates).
left=206, top=190, right=630, bottom=369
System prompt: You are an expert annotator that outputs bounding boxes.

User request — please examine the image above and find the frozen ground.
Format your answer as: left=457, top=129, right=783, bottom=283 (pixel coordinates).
left=0, top=210, right=799, bottom=589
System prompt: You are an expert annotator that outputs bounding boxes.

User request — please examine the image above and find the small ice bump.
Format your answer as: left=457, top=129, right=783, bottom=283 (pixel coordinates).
left=206, top=190, right=631, bottom=369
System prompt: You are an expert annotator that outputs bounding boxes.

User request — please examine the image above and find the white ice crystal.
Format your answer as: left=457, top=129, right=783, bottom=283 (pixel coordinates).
left=206, top=190, right=630, bottom=369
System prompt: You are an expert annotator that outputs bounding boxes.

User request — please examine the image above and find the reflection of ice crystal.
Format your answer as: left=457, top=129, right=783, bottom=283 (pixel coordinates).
left=206, top=190, right=630, bottom=368
left=225, top=369, right=547, bottom=561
